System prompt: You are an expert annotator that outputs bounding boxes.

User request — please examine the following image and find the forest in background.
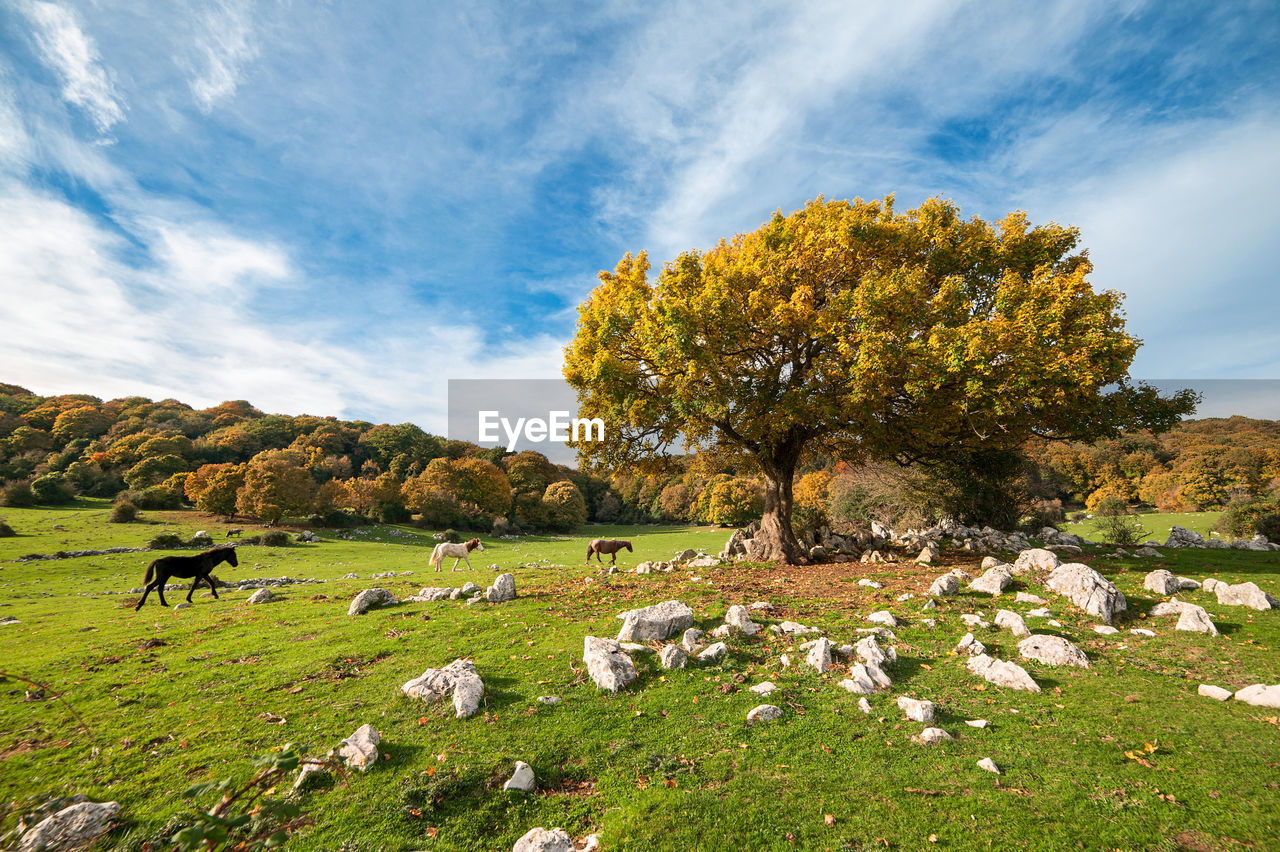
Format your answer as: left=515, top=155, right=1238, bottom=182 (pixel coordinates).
left=1, top=382, right=1278, bottom=539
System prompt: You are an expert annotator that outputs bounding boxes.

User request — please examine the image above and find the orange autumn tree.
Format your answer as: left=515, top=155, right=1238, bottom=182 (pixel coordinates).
left=565, top=195, right=1196, bottom=562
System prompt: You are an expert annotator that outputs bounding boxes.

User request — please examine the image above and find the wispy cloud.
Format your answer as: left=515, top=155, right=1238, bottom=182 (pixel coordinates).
left=184, top=0, right=259, bottom=112
left=19, top=1, right=124, bottom=133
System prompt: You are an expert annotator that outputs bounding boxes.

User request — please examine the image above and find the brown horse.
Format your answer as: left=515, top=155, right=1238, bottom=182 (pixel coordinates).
left=586, top=538, right=632, bottom=565
left=135, top=546, right=238, bottom=610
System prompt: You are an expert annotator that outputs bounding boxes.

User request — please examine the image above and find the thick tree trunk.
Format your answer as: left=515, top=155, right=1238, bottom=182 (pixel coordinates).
left=753, top=469, right=806, bottom=564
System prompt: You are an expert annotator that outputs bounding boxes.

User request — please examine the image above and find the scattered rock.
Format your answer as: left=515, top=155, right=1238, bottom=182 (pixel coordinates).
left=1092, top=624, right=1118, bottom=635
left=1026, top=608, right=1052, bottom=618
left=955, top=632, right=986, bottom=656
left=855, top=635, right=896, bottom=668
left=698, top=642, right=728, bottom=663
left=995, top=609, right=1030, bottom=637
left=1015, top=592, right=1047, bottom=605
left=1046, top=563, right=1127, bottom=624
left=338, top=724, right=381, bottom=771
left=867, top=611, right=898, bottom=627
left=659, top=644, right=687, bottom=669
left=681, top=628, right=706, bottom=652
left=1133, top=546, right=1161, bottom=558
left=1143, top=570, right=1181, bottom=595
left=1203, top=577, right=1222, bottom=593
left=1012, top=548, right=1060, bottom=576
left=977, top=757, right=1000, bottom=774
left=746, top=704, right=783, bottom=725
left=1175, top=603, right=1219, bottom=636
left=913, top=727, right=953, bottom=745
left=1130, top=628, right=1157, bottom=637
left=806, top=637, right=833, bottom=673
left=401, top=659, right=485, bottom=718
left=347, top=588, right=398, bottom=616
left=1197, top=684, right=1233, bottom=701
left=969, top=565, right=1013, bottom=596
left=916, top=545, right=938, bottom=564
left=965, top=719, right=989, bottom=728
left=1017, top=635, right=1089, bottom=668
left=960, top=614, right=990, bottom=629
left=748, top=601, right=775, bottom=612
left=460, top=581, right=482, bottom=595
left=1164, top=525, right=1205, bottom=548
left=513, top=827, right=574, bottom=852
left=1176, top=577, right=1201, bottom=591
left=582, top=637, right=638, bottom=692
left=897, top=696, right=935, bottom=722
left=1235, top=684, right=1280, bottom=708
left=776, top=620, right=821, bottom=635
left=246, top=588, right=277, bottom=605
left=616, top=600, right=695, bottom=641
left=750, top=681, right=777, bottom=696
left=724, top=605, right=760, bottom=635
left=967, top=654, right=1040, bottom=692
left=537, top=696, right=561, bottom=705
left=486, top=573, right=517, bottom=603
left=17, top=801, right=121, bottom=852
left=503, top=761, right=536, bottom=792
left=858, top=578, right=884, bottom=589
left=921, top=599, right=937, bottom=611
left=857, top=697, right=872, bottom=714
left=1213, top=581, right=1276, bottom=611
left=928, top=574, right=960, bottom=596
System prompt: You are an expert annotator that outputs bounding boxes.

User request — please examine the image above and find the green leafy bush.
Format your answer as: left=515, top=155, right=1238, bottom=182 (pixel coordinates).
left=1094, top=498, right=1148, bottom=546
left=0, top=518, right=14, bottom=537
left=1218, top=498, right=1280, bottom=541
left=0, top=481, right=36, bottom=508
left=109, top=501, right=139, bottom=523
left=30, top=473, right=75, bottom=505
left=260, top=530, right=290, bottom=547
left=148, top=532, right=186, bottom=550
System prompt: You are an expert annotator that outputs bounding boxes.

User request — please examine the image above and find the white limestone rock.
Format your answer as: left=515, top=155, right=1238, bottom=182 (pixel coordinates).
left=1017, top=634, right=1089, bottom=668
left=977, top=757, right=1001, bottom=774
left=17, top=801, right=121, bottom=852
left=347, top=588, right=398, bottom=616
left=967, top=653, right=1040, bottom=692
left=1046, top=563, right=1127, bottom=624
left=582, top=636, right=638, bottom=692
left=955, top=632, right=986, bottom=656
left=659, top=644, right=688, bottom=669
left=513, top=827, right=574, bottom=852
left=338, top=723, right=381, bottom=771
left=746, top=704, right=783, bottom=725
left=928, top=573, right=960, bottom=596
left=897, top=696, right=935, bottom=723
left=995, top=609, right=1030, bottom=637
left=969, top=565, right=1013, bottom=596
left=867, top=611, right=898, bottom=627
left=698, top=642, right=729, bottom=663
left=1015, top=592, right=1047, bottom=605
left=1214, top=581, right=1276, bottom=611
left=1235, top=684, right=1280, bottom=708
left=1144, top=569, right=1180, bottom=595
left=1175, top=603, right=1219, bottom=636
left=1197, top=684, right=1233, bottom=701
left=749, top=681, right=777, bottom=696
left=806, top=637, right=833, bottom=673
left=503, top=761, right=536, bottom=792
left=485, top=573, right=517, bottom=603
left=913, top=727, right=953, bottom=745
left=1012, top=548, right=1060, bottom=576
left=616, top=600, right=695, bottom=641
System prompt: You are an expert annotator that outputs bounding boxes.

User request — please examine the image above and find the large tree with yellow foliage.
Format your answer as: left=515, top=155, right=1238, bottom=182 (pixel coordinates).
left=565, top=196, right=1195, bottom=562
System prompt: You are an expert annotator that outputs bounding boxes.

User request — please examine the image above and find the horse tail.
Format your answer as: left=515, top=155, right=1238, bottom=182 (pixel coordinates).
left=143, top=561, right=155, bottom=585
left=429, top=545, right=441, bottom=569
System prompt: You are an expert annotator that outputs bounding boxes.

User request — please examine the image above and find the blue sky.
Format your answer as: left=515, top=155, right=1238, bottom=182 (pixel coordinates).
left=1, top=1, right=1277, bottom=431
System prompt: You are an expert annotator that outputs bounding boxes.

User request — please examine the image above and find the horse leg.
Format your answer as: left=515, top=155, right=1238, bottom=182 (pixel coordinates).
left=205, top=572, right=219, bottom=599
left=156, top=573, right=170, bottom=607
left=187, top=576, right=200, bottom=603
left=135, top=582, right=154, bottom=611
left=611, top=551, right=617, bottom=565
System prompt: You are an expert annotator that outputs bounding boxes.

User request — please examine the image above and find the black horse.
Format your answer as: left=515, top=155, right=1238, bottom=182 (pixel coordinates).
left=134, top=546, right=238, bottom=610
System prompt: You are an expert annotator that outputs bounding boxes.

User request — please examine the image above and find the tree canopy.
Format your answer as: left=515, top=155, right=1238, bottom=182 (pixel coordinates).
left=565, top=195, right=1197, bottom=561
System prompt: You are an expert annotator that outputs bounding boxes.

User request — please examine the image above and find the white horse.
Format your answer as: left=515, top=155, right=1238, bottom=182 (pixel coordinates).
left=430, top=538, right=484, bottom=571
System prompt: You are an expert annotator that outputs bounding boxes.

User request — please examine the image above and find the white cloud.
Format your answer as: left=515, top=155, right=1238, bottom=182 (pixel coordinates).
left=185, top=0, right=259, bottom=112
left=20, top=1, right=125, bottom=133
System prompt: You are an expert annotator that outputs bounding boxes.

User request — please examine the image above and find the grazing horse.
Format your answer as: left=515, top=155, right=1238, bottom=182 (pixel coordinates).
left=586, top=539, right=632, bottom=565
left=134, top=546, right=238, bottom=610
left=430, top=538, right=483, bottom=572
left=226, top=528, right=243, bottom=538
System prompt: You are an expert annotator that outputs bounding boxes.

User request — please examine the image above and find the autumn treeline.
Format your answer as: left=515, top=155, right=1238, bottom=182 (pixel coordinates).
left=0, top=383, right=764, bottom=531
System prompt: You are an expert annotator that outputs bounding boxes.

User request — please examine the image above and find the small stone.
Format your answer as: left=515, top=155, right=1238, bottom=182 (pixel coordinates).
left=1017, top=635, right=1089, bottom=668
left=897, top=592, right=914, bottom=602
left=967, top=654, right=1040, bottom=692
left=338, top=723, right=381, bottom=771
left=616, top=600, right=695, bottom=641
left=928, top=573, right=959, bottom=596
left=485, top=573, right=517, bottom=603
left=1176, top=577, right=1201, bottom=591
left=960, top=613, right=990, bottom=629
left=806, top=637, right=833, bottom=673
left=1015, top=592, right=1047, bottom=605
left=1197, top=684, right=1232, bottom=701
left=921, top=598, right=937, bottom=611
left=1092, top=625, right=1119, bottom=635
left=537, top=696, right=561, bottom=705
left=246, top=588, right=276, bottom=604
left=955, top=632, right=986, bottom=656
left=977, top=757, right=1001, bottom=774
left=965, top=719, right=989, bottom=728
left=348, top=588, right=398, bottom=616
left=746, top=704, right=783, bottom=725
left=513, top=827, right=574, bottom=852
left=1144, top=569, right=1180, bottom=595
left=698, top=642, right=728, bottom=663
left=1130, top=628, right=1157, bottom=637
left=681, top=628, right=706, bottom=652
left=749, top=681, right=777, bottom=696
left=1175, top=604, right=1219, bottom=636
left=897, top=696, right=935, bottom=722
left=659, top=644, right=687, bottom=669
left=995, top=609, right=1030, bottom=637
left=913, top=727, right=953, bottom=746
left=503, top=760, right=536, bottom=792
left=867, top=611, right=898, bottom=627
left=858, top=697, right=872, bottom=714
left=1026, top=608, right=1052, bottom=618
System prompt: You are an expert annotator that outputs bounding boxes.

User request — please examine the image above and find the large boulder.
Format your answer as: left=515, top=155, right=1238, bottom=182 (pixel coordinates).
left=724, top=605, right=760, bottom=635
left=659, top=644, right=687, bottom=669
left=401, top=659, right=485, bottom=718
left=1175, top=604, right=1219, bottom=636
left=1046, top=563, right=1127, bottom=624
left=967, top=653, right=1041, bottom=692
left=338, top=724, right=381, bottom=771
left=897, top=696, right=935, bottom=723
left=582, top=636, right=638, bottom=692
left=503, top=761, right=536, bottom=792
left=1012, top=548, right=1060, bottom=576
left=1143, top=570, right=1180, bottom=595
left=805, top=637, right=832, bottom=673
left=416, top=587, right=455, bottom=601
left=246, top=588, right=277, bottom=604
left=994, top=609, right=1030, bottom=637
left=347, top=588, right=398, bottom=616
left=955, top=632, right=986, bottom=656
left=1164, top=526, right=1205, bottom=548
left=18, top=801, right=121, bottom=852
left=486, top=573, right=517, bottom=603
left=969, top=565, right=1013, bottom=596
left=1214, top=581, right=1277, bottom=611
left=1017, top=634, right=1089, bottom=668
left=616, top=600, right=694, bottom=642
left=855, top=635, right=896, bottom=668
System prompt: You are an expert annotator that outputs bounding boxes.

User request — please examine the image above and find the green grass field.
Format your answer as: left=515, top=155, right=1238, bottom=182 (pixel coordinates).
left=2, top=501, right=1279, bottom=851
left=1062, top=511, right=1225, bottom=545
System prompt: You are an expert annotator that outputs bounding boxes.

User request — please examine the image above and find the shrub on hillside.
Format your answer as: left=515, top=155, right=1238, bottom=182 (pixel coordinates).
left=491, top=516, right=514, bottom=537
left=260, top=530, right=291, bottom=547
left=148, top=532, right=186, bottom=550
left=1094, top=498, right=1148, bottom=546
left=1217, top=498, right=1280, bottom=541
left=441, top=529, right=461, bottom=543
left=123, top=486, right=184, bottom=510
left=0, top=518, right=14, bottom=537
left=109, top=501, right=139, bottom=523
left=0, top=481, right=36, bottom=508
left=30, top=472, right=75, bottom=505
